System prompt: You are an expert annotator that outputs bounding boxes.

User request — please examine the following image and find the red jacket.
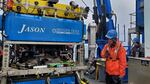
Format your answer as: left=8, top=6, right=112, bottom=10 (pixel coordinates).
left=101, top=40, right=127, bottom=77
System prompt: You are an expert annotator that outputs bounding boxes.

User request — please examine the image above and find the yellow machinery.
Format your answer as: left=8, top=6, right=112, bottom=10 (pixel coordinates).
left=8, top=0, right=87, bottom=19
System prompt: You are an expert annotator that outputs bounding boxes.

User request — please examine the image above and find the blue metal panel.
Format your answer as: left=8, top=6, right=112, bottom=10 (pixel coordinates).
left=13, top=75, right=77, bottom=84
left=123, top=68, right=128, bottom=82
left=104, top=0, right=112, bottom=18
left=106, top=19, right=115, bottom=30
left=50, top=75, right=76, bottom=84
left=96, top=0, right=112, bottom=18
left=96, top=39, right=107, bottom=58
left=136, top=0, right=144, bottom=27
left=5, top=12, right=83, bottom=42
left=13, top=80, right=45, bottom=84
left=142, top=31, right=144, bottom=43
left=96, top=0, right=102, bottom=16
left=84, top=24, right=86, bottom=35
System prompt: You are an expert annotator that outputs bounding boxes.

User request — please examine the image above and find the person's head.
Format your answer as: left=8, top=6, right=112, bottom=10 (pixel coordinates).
left=133, top=37, right=140, bottom=46
left=105, top=29, right=117, bottom=48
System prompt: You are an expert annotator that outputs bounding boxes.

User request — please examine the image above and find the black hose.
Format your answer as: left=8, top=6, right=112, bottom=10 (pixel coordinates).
left=1, top=0, right=6, bottom=50
left=81, top=18, right=85, bottom=42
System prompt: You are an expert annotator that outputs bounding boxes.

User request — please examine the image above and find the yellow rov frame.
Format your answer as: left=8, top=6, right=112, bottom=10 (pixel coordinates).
left=11, top=0, right=86, bottom=19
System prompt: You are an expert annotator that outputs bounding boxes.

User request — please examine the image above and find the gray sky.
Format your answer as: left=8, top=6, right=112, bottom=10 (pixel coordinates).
left=111, top=0, right=135, bottom=45
left=59, top=0, right=135, bottom=26
left=60, top=0, right=135, bottom=45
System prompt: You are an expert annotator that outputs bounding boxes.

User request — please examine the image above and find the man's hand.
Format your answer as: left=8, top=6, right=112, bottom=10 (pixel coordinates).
left=119, top=76, right=123, bottom=79
left=105, top=50, right=110, bottom=58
